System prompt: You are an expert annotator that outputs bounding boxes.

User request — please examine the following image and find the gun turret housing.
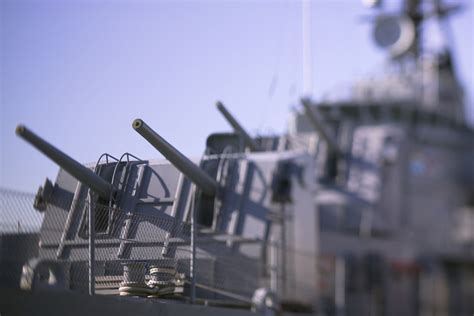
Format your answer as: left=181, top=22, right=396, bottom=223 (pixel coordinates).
left=15, top=125, right=113, bottom=199
left=132, top=119, right=218, bottom=196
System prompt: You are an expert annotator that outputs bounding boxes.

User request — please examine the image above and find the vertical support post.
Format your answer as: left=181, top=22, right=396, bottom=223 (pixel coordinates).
left=189, top=187, right=196, bottom=303
left=314, top=203, right=321, bottom=312
left=88, top=193, right=96, bottom=295
left=335, top=256, right=345, bottom=316
left=280, top=203, right=287, bottom=297
left=270, top=234, right=278, bottom=292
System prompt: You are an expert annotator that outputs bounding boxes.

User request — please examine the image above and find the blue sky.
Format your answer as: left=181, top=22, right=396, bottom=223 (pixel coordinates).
left=1, top=0, right=472, bottom=193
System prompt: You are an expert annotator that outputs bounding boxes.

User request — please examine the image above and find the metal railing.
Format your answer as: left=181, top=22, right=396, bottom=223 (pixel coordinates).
left=0, top=187, right=268, bottom=303
left=0, top=186, right=321, bottom=315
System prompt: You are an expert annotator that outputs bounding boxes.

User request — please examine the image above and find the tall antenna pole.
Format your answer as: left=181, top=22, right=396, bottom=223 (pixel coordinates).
left=302, top=0, right=313, bottom=97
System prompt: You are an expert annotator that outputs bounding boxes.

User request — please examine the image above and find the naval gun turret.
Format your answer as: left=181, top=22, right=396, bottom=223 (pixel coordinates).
left=13, top=106, right=319, bottom=312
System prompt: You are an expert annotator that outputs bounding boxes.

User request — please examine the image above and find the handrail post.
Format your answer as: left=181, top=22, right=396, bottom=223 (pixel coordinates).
left=189, top=187, right=196, bottom=304
left=88, top=194, right=96, bottom=295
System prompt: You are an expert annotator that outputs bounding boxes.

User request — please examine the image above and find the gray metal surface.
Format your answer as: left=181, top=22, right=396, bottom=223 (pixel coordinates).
left=0, top=289, right=264, bottom=316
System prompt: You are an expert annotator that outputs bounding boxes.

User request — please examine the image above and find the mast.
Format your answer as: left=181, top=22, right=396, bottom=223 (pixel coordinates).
left=302, top=0, right=313, bottom=97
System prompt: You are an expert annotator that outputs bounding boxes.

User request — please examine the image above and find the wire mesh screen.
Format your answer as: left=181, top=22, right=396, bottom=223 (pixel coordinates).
left=0, top=188, right=43, bottom=233
left=5, top=187, right=472, bottom=314
left=192, top=240, right=264, bottom=301
left=24, top=193, right=195, bottom=295
left=0, top=188, right=270, bottom=302
left=0, top=188, right=41, bottom=289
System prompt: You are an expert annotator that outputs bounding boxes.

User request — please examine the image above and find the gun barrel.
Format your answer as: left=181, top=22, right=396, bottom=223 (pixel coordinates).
left=216, top=101, right=260, bottom=151
left=132, top=119, right=218, bottom=196
left=16, top=125, right=113, bottom=199
left=301, top=99, right=342, bottom=155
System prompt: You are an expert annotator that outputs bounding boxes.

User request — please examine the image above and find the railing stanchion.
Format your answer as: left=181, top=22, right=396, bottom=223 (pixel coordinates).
left=88, top=194, right=96, bottom=295
left=190, top=187, right=196, bottom=304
